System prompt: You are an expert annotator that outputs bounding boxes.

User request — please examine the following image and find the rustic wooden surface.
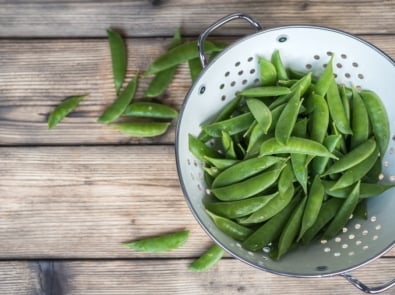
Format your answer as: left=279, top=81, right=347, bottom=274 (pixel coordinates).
left=0, top=1, right=394, bottom=294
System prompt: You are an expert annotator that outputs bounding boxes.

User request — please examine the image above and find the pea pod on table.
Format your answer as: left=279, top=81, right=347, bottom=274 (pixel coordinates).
left=107, top=29, right=127, bottom=95
left=123, top=102, right=178, bottom=119
left=189, top=244, right=224, bottom=272
left=110, top=121, right=171, bottom=137
left=48, top=94, right=88, bottom=129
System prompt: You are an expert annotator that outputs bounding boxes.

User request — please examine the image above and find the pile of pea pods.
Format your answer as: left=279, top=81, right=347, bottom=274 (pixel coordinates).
left=189, top=50, right=393, bottom=259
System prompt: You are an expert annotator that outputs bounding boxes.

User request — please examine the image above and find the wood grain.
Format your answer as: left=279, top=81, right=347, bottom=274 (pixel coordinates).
left=0, top=258, right=394, bottom=295
left=0, top=0, right=394, bottom=37
left=0, top=36, right=394, bottom=145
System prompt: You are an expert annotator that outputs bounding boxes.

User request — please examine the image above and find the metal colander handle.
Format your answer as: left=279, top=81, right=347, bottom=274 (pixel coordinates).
left=341, top=273, right=395, bottom=294
left=197, top=12, right=262, bottom=68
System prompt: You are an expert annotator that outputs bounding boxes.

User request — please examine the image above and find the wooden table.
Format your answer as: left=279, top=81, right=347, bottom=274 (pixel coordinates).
left=0, top=1, right=394, bottom=294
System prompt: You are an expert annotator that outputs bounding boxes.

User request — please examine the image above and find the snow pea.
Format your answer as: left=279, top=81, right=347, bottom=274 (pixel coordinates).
left=271, top=50, right=289, bottom=81
left=360, top=89, right=390, bottom=157
left=107, top=29, right=127, bottom=94
left=305, top=93, right=329, bottom=143
left=276, top=195, right=307, bottom=259
left=210, top=165, right=285, bottom=201
left=189, top=244, right=224, bottom=272
left=206, top=210, right=254, bottom=240
left=204, top=192, right=278, bottom=219
left=301, top=197, right=343, bottom=244
left=145, top=41, right=226, bottom=75
left=275, top=90, right=302, bottom=145
left=240, top=164, right=294, bottom=224
left=330, top=147, right=379, bottom=191
left=246, top=98, right=272, bottom=134
left=298, top=175, right=325, bottom=241
left=242, top=193, right=301, bottom=251
left=323, top=138, right=376, bottom=176
left=314, top=55, right=333, bottom=96
left=258, top=56, right=277, bottom=86
left=123, top=229, right=189, bottom=252
left=323, top=181, right=360, bottom=239
left=212, top=155, right=284, bottom=188
left=201, top=112, right=254, bottom=138
left=98, top=75, right=139, bottom=123
left=144, top=28, right=182, bottom=98
left=123, top=102, right=178, bottom=119
left=110, top=121, right=170, bottom=137
left=259, top=137, right=337, bottom=159
left=203, top=156, right=239, bottom=170
left=326, top=78, right=353, bottom=135
left=350, top=85, right=369, bottom=149
left=48, top=94, right=87, bottom=129
left=188, top=134, right=220, bottom=162
left=238, top=86, right=291, bottom=97
left=322, top=181, right=395, bottom=199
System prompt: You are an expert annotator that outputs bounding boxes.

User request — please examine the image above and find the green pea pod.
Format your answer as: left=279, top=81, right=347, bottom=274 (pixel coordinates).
left=322, top=181, right=395, bottom=199
left=98, top=75, right=139, bottom=123
left=188, top=57, right=203, bottom=82
left=291, top=118, right=308, bottom=193
left=206, top=210, right=254, bottom=240
left=238, top=86, right=291, bottom=97
left=271, top=50, right=289, bottom=81
left=246, top=98, right=272, bottom=134
left=189, top=244, right=224, bottom=272
left=354, top=199, right=368, bottom=220
left=350, top=86, right=370, bottom=149
left=360, top=89, right=390, bottom=157
left=305, top=93, right=329, bottom=143
left=221, top=131, right=237, bottom=159
left=201, top=112, right=254, bottom=138
left=123, top=102, right=178, bottom=119
left=260, top=137, right=337, bottom=159
left=314, top=55, right=334, bottom=96
left=298, top=175, right=325, bottom=241
left=144, top=28, right=182, bottom=98
left=330, top=147, right=379, bottom=191
left=198, top=96, right=242, bottom=142
left=276, top=196, right=307, bottom=259
left=203, top=156, right=239, bottom=170
left=212, top=155, right=284, bottom=188
left=310, top=135, right=341, bottom=176
left=110, top=121, right=170, bottom=137
left=240, top=164, right=294, bottom=224
left=204, top=193, right=278, bottom=219
left=204, top=166, right=220, bottom=177
left=123, top=229, right=189, bottom=252
left=258, top=56, right=277, bottom=86
left=275, top=90, right=302, bottom=145
left=188, top=134, right=220, bottom=162
left=322, top=181, right=361, bottom=239
left=48, top=94, right=87, bottom=129
left=339, top=84, right=351, bottom=122
left=107, top=29, right=127, bottom=95
left=326, top=78, right=353, bottom=135
left=323, top=138, right=376, bottom=176
left=145, top=41, right=226, bottom=75
left=242, top=193, right=301, bottom=251
left=301, top=197, right=343, bottom=244
left=210, top=165, right=285, bottom=201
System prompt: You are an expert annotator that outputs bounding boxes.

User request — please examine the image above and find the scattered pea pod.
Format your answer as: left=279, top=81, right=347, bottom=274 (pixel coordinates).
left=107, top=29, right=127, bottom=95
left=189, top=243, right=224, bottom=272
left=124, top=102, right=178, bottom=119
left=48, top=94, right=88, bottom=129
left=109, top=121, right=170, bottom=137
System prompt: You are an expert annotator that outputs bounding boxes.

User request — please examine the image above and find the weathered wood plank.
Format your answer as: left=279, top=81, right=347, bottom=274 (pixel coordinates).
left=0, top=0, right=393, bottom=37
left=0, top=146, right=394, bottom=258
left=0, top=36, right=393, bottom=145
left=1, top=258, right=394, bottom=295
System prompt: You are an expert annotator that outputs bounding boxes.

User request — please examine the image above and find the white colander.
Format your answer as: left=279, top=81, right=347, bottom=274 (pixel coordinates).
left=175, top=13, right=395, bottom=293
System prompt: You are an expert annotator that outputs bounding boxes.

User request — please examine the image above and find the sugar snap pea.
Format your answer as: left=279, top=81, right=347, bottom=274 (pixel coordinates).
left=203, top=156, right=239, bottom=170
left=206, top=210, right=254, bottom=240
left=271, top=50, right=289, bottom=81
left=322, top=180, right=395, bottom=199
left=145, top=41, right=226, bottom=75
left=353, top=200, right=368, bottom=220
left=144, top=28, right=182, bottom=98
left=188, top=134, right=220, bottom=162
left=204, top=193, right=278, bottom=219
left=258, top=56, right=277, bottom=86
left=246, top=98, right=272, bottom=134
left=360, top=89, right=390, bottom=157
left=201, top=112, right=254, bottom=138
left=123, top=229, right=189, bottom=252
left=188, top=57, right=203, bottom=82
left=48, top=94, right=87, bottom=129
left=322, top=181, right=360, bottom=239
left=305, top=93, right=329, bottom=143
left=210, top=165, right=285, bottom=201
left=110, top=121, right=170, bottom=137
left=314, top=55, right=334, bottom=96
left=238, top=86, right=291, bottom=97
left=123, top=102, right=178, bottom=119
left=107, top=29, right=127, bottom=94
left=290, top=118, right=308, bottom=193
left=98, top=75, right=139, bottom=123
left=189, top=244, right=224, bottom=272
left=350, top=85, right=370, bottom=149
left=221, top=131, right=237, bottom=159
